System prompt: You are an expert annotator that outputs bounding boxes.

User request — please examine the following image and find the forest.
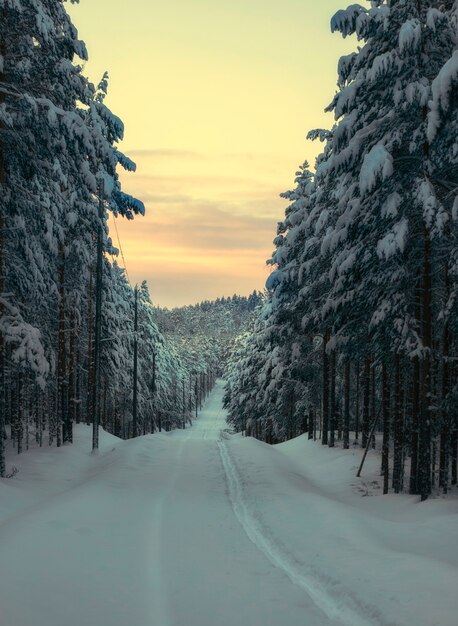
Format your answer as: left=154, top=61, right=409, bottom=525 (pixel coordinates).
left=0, top=0, right=260, bottom=473
left=224, top=2, right=458, bottom=501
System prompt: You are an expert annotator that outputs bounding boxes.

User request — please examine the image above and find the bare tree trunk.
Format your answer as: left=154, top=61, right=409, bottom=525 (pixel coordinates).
left=0, top=213, right=5, bottom=477
left=308, top=410, right=314, bottom=441
left=322, top=333, right=329, bottom=446
left=329, top=351, right=336, bottom=448
left=451, top=361, right=457, bottom=486
left=451, top=427, right=458, bottom=486
left=419, top=226, right=433, bottom=501
left=410, top=355, right=420, bottom=495
left=343, top=360, right=350, bottom=449
left=132, top=285, right=138, bottom=438
left=17, top=372, right=23, bottom=455
left=57, top=243, right=68, bottom=446
left=371, top=362, right=376, bottom=449
left=362, top=356, right=371, bottom=448
left=68, top=308, right=76, bottom=439
left=92, top=188, right=104, bottom=450
left=392, top=354, right=404, bottom=494
left=0, top=6, right=6, bottom=478
left=86, top=267, right=94, bottom=425
left=439, top=269, right=451, bottom=492
left=381, top=362, right=390, bottom=494
left=355, top=361, right=360, bottom=442
left=75, top=334, right=81, bottom=424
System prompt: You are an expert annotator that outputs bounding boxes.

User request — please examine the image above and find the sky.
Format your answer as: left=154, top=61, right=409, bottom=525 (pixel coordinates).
left=68, top=0, right=355, bottom=307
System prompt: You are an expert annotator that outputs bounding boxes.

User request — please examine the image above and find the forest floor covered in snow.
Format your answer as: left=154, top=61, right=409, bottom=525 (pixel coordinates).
left=1, top=381, right=457, bottom=626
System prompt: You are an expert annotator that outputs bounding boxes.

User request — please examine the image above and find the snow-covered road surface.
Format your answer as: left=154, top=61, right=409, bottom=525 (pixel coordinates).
left=1, top=381, right=457, bottom=626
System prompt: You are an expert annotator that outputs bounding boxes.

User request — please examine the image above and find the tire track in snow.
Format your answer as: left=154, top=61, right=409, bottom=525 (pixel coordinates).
left=217, top=435, right=378, bottom=626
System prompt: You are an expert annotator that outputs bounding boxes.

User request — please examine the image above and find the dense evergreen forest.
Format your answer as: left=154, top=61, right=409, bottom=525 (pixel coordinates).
left=0, top=0, right=261, bottom=474
left=224, top=1, right=458, bottom=501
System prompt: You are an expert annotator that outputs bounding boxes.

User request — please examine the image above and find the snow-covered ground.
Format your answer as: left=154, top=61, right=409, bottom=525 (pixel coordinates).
left=1, top=381, right=457, bottom=626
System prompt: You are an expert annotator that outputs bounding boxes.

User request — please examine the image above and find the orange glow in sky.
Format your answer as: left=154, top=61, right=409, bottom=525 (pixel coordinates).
left=68, top=0, right=354, bottom=307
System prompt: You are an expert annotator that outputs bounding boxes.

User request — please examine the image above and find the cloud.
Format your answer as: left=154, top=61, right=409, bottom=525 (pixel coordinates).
left=113, top=150, right=286, bottom=306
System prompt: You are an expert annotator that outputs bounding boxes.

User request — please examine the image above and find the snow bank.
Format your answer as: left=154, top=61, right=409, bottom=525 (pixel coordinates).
left=227, top=433, right=458, bottom=626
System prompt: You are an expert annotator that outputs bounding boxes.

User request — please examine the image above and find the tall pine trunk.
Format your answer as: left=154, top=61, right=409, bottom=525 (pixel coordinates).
left=439, top=266, right=451, bottom=493
left=329, top=351, right=336, bottom=448
left=392, top=354, right=404, bottom=493
left=410, top=355, right=420, bottom=494
left=343, top=360, right=350, bottom=450
left=362, top=356, right=371, bottom=448
left=0, top=32, right=6, bottom=477
left=67, top=307, right=76, bottom=440
left=371, top=362, right=376, bottom=449
left=381, top=362, right=390, bottom=494
left=57, top=243, right=68, bottom=445
left=322, top=333, right=329, bottom=445
left=355, top=361, right=360, bottom=442
left=419, top=226, right=433, bottom=501
left=86, top=267, right=94, bottom=426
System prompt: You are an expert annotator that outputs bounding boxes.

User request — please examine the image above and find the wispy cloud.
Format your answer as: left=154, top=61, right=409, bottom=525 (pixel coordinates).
left=114, top=150, right=290, bottom=306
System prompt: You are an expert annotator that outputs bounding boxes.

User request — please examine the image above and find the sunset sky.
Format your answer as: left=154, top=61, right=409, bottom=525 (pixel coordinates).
left=68, top=0, right=355, bottom=307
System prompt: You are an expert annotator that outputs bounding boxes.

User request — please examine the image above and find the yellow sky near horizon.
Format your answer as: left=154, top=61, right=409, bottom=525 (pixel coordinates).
left=68, top=0, right=356, bottom=307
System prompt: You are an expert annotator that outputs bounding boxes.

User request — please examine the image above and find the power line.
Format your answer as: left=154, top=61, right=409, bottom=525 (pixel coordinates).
left=112, top=215, right=132, bottom=288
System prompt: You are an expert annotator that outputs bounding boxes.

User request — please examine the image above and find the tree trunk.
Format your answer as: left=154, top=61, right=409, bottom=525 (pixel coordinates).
left=132, top=286, right=139, bottom=439
left=371, top=362, right=376, bottom=449
left=451, top=428, right=458, bottom=486
left=0, top=215, right=5, bottom=477
left=56, top=242, right=67, bottom=447
left=92, top=187, right=104, bottom=451
left=381, top=362, right=390, bottom=494
left=410, top=355, right=420, bottom=495
left=355, top=361, right=360, bottom=442
left=329, top=351, right=336, bottom=448
left=86, top=267, right=94, bottom=425
left=362, top=356, right=371, bottom=448
left=308, top=410, right=314, bottom=441
left=68, top=308, right=76, bottom=439
left=439, top=268, right=451, bottom=493
left=322, top=333, right=329, bottom=446
left=343, top=360, right=350, bottom=449
left=419, top=226, right=432, bottom=501
left=0, top=5, right=6, bottom=477
left=392, top=354, right=404, bottom=494
left=17, top=372, right=23, bottom=455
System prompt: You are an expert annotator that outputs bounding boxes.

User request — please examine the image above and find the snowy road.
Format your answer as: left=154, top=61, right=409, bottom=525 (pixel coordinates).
left=0, top=382, right=335, bottom=626
left=1, top=381, right=457, bottom=626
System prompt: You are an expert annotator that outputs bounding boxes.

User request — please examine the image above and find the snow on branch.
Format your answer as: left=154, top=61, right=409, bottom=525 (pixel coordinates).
left=398, top=19, right=421, bottom=53
left=0, top=298, right=49, bottom=386
left=427, top=50, right=458, bottom=142
left=359, top=144, right=393, bottom=195
left=331, top=4, right=367, bottom=39
left=115, top=150, right=137, bottom=172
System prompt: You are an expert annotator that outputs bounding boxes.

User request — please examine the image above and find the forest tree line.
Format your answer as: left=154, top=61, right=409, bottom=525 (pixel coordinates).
left=224, top=0, right=458, bottom=501
left=0, top=1, right=260, bottom=475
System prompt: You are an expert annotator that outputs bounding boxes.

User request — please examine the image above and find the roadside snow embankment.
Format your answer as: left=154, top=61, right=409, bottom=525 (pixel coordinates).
left=0, top=425, right=121, bottom=528
left=224, top=433, right=458, bottom=626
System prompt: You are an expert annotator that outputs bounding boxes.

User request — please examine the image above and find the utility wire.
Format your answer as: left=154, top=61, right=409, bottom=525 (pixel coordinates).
left=112, top=215, right=132, bottom=288
left=4, top=117, right=135, bottom=289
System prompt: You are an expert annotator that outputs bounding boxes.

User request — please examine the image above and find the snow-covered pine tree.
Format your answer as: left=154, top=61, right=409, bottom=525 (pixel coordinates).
left=323, top=0, right=457, bottom=499
left=226, top=0, right=458, bottom=500
left=0, top=0, right=144, bottom=459
left=425, top=1, right=458, bottom=491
